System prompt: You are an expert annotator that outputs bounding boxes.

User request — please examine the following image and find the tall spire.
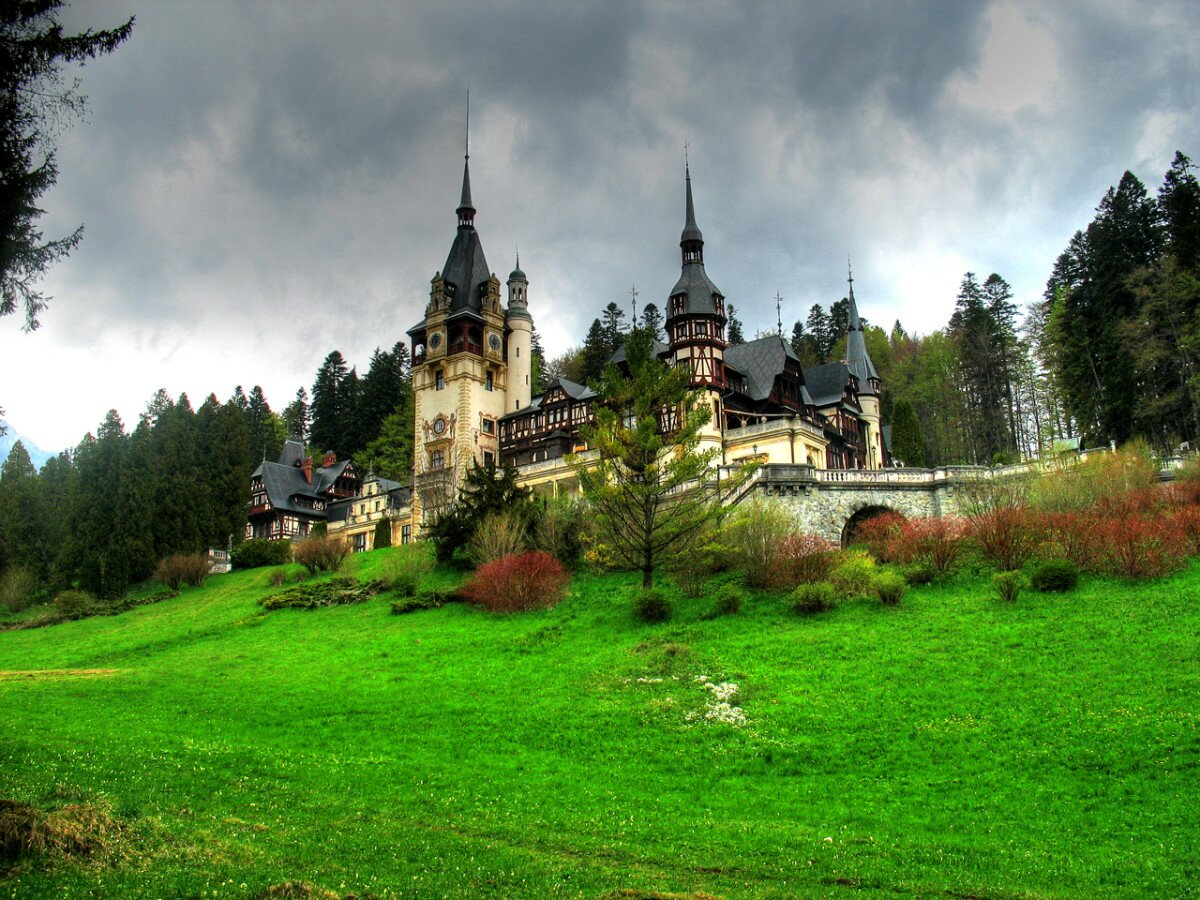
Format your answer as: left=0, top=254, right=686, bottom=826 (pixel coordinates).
left=843, top=258, right=879, bottom=391
left=680, top=159, right=704, bottom=264
left=457, top=88, right=475, bottom=227
left=847, top=257, right=862, bottom=330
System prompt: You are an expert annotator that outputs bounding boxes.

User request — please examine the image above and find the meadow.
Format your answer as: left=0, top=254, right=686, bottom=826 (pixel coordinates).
left=1, top=547, right=1198, bottom=898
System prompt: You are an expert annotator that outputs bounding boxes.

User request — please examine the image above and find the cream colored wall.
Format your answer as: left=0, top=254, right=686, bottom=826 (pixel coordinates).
left=506, top=317, right=532, bottom=413
left=859, top=394, right=882, bottom=470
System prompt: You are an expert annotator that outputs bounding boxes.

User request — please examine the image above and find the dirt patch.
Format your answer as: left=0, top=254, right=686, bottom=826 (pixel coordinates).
left=258, top=883, right=375, bottom=900
left=0, top=669, right=120, bottom=680
left=0, top=799, right=125, bottom=863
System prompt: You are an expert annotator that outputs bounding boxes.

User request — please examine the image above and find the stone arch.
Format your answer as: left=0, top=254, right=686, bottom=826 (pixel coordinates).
left=841, top=503, right=905, bottom=548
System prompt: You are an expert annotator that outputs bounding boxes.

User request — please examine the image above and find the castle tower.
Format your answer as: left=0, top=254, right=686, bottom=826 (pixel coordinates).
left=505, top=253, right=533, bottom=413
left=408, top=147, right=509, bottom=520
left=665, top=164, right=727, bottom=387
left=843, top=263, right=884, bottom=469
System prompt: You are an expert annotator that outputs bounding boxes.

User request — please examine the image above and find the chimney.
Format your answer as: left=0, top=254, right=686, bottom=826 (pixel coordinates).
left=322, top=451, right=337, bottom=468
left=301, top=457, right=313, bottom=483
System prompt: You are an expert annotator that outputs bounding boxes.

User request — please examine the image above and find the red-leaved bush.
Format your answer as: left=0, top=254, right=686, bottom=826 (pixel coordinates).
left=1167, top=504, right=1200, bottom=555
left=461, top=551, right=570, bottom=612
left=890, top=517, right=965, bottom=578
left=971, top=506, right=1043, bottom=572
left=769, top=533, right=838, bottom=589
left=1038, top=512, right=1101, bottom=571
left=1094, top=516, right=1188, bottom=579
left=854, top=512, right=905, bottom=563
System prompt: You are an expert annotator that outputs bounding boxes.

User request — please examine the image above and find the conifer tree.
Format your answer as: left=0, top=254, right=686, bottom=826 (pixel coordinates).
left=806, top=304, right=832, bottom=362
left=0, top=441, right=43, bottom=577
left=640, top=303, right=664, bottom=342
left=580, top=318, right=609, bottom=386
left=726, top=304, right=745, bottom=345
left=283, top=387, right=310, bottom=442
left=310, top=351, right=351, bottom=455
left=890, top=399, right=926, bottom=467
left=1158, top=151, right=1200, bottom=272
left=600, top=301, right=627, bottom=356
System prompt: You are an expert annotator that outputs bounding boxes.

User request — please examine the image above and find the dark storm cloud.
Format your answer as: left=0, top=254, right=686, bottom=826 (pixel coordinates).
left=7, top=0, right=1197, bottom=449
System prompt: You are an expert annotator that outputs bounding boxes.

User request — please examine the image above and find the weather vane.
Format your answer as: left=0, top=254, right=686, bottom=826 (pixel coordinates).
left=775, top=291, right=784, bottom=335
left=630, top=284, right=639, bottom=321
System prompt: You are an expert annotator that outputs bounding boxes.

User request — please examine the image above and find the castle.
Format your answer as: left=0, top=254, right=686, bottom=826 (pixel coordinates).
left=246, top=150, right=887, bottom=548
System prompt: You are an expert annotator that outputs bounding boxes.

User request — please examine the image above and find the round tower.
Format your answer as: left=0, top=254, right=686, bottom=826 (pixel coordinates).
left=506, top=255, right=533, bottom=413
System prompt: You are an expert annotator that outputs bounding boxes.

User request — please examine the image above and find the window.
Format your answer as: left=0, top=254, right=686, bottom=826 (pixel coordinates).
left=375, top=500, right=381, bottom=512
left=401, top=524, right=412, bottom=544
left=435, top=370, right=445, bottom=390
left=483, top=449, right=495, bottom=467
left=353, top=533, right=367, bottom=553
left=430, top=449, right=445, bottom=470
left=485, top=370, right=494, bottom=391
left=482, top=418, right=495, bottom=434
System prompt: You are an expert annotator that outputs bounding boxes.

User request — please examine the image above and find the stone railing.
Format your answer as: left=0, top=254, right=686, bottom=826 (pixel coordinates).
left=724, top=417, right=826, bottom=442
left=517, top=450, right=598, bottom=477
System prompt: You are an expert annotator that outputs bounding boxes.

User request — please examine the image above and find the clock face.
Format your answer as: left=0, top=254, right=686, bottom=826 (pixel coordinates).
left=429, top=332, right=442, bottom=349
left=489, top=333, right=501, bottom=351
left=433, top=418, right=446, bottom=435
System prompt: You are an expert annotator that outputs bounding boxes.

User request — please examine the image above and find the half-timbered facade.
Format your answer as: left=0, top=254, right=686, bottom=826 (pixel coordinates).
left=246, top=440, right=359, bottom=541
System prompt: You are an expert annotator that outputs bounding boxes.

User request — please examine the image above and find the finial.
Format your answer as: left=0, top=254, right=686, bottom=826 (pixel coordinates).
left=684, top=142, right=690, bottom=171
left=847, top=256, right=853, bottom=288
left=515, top=245, right=519, bottom=269
left=775, top=291, right=784, bottom=335
left=465, top=81, right=470, bottom=160
left=630, top=284, right=639, bottom=321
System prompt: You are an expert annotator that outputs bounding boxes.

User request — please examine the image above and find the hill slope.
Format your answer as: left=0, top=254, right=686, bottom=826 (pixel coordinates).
left=2, top=552, right=1198, bottom=898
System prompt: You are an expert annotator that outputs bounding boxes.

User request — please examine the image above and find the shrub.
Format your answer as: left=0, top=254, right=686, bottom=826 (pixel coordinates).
left=971, top=506, right=1042, bottom=571
left=1038, top=512, right=1101, bottom=571
left=460, top=551, right=570, bottom=613
left=701, top=584, right=744, bottom=619
left=828, top=549, right=877, bottom=600
left=390, top=592, right=446, bottom=615
left=633, top=589, right=672, bottom=623
left=903, top=562, right=935, bottom=585
left=1174, top=453, right=1200, bottom=504
left=1030, top=558, right=1079, bottom=592
left=52, top=590, right=99, bottom=619
left=790, top=582, right=837, bottom=614
left=468, top=510, right=528, bottom=566
left=875, top=571, right=907, bottom=606
left=382, top=545, right=434, bottom=596
left=1167, top=504, right=1200, bottom=555
left=853, top=511, right=905, bottom=563
left=727, top=497, right=798, bottom=588
left=267, top=569, right=288, bottom=587
left=231, top=538, right=292, bottom=570
left=373, top=516, right=392, bottom=550
left=532, top=498, right=587, bottom=565
left=154, top=554, right=210, bottom=590
left=1094, top=516, right=1188, bottom=579
left=310, top=522, right=327, bottom=539
left=293, top=535, right=349, bottom=574
left=0, top=566, right=41, bottom=612
left=992, top=570, right=1026, bottom=603
left=890, top=517, right=964, bottom=578
left=774, top=533, right=838, bottom=589
left=1029, top=441, right=1159, bottom=513
left=260, top=577, right=384, bottom=610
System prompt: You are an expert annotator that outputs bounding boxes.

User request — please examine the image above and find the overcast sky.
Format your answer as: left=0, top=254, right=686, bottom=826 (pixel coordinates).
left=2, top=0, right=1197, bottom=453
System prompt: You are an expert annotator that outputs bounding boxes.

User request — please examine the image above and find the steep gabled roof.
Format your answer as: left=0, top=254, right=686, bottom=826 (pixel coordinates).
left=724, top=334, right=800, bottom=402
left=804, top=361, right=854, bottom=408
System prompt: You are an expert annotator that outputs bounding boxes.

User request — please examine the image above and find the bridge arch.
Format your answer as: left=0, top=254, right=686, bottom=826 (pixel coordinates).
left=841, top=503, right=905, bottom=548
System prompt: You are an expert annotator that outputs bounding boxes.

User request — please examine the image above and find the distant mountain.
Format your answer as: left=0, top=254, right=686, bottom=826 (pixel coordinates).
left=0, top=421, right=56, bottom=470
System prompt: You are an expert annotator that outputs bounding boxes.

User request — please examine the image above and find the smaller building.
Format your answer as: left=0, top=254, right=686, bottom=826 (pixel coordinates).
left=246, top=440, right=360, bottom=541
left=327, top=472, right=415, bottom=551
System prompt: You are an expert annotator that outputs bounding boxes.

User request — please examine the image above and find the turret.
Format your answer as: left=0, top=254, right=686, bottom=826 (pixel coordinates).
left=506, top=253, right=533, bottom=412
left=843, top=262, right=884, bottom=468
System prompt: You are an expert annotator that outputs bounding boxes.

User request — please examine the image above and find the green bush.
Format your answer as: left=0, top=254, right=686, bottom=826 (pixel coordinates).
left=390, top=592, right=447, bottom=615
left=634, top=589, right=671, bottom=623
left=383, top=546, right=434, bottom=596
left=52, top=590, right=99, bottom=619
left=992, top=570, right=1026, bottom=603
left=373, top=516, right=392, bottom=550
left=875, top=571, right=907, bottom=606
left=533, top=497, right=587, bottom=565
left=231, top=539, right=292, bottom=570
left=1030, top=558, right=1079, bottom=592
left=829, top=550, right=877, bottom=600
left=790, top=582, right=837, bottom=614
left=903, top=562, right=935, bottom=585
left=701, top=584, right=744, bottom=619
left=0, top=566, right=41, bottom=612
left=260, top=577, right=384, bottom=611
left=293, top=535, right=349, bottom=574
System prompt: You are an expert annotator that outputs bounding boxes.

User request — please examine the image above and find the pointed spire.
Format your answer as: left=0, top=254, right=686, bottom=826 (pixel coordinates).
left=847, top=257, right=862, bottom=330
left=681, top=162, right=703, bottom=246
left=456, top=88, right=475, bottom=227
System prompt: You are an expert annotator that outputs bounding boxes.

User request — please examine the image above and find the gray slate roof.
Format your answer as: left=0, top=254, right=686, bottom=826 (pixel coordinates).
left=725, top=335, right=800, bottom=402
left=803, top=361, right=853, bottom=408
left=670, top=263, right=724, bottom=315
left=609, top=337, right=670, bottom=366
left=501, top=377, right=598, bottom=419
left=843, top=284, right=880, bottom=388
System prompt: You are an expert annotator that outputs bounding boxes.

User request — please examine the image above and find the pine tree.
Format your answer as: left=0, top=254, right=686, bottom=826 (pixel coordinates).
left=726, top=304, right=745, bottom=345
left=572, top=328, right=741, bottom=589
left=310, top=351, right=351, bottom=455
left=0, top=441, right=44, bottom=577
left=530, top=327, right=547, bottom=393
left=580, top=319, right=609, bottom=386
left=600, top=301, right=627, bottom=356
left=806, top=304, right=832, bottom=362
left=202, top=398, right=251, bottom=548
left=890, top=399, right=926, bottom=467
left=640, top=303, right=664, bottom=342
left=356, top=344, right=411, bottom=455
left=74, top=411, right=130, bottom=599
left=283, top=387, right=310, bottom=442
left=245, top=386, right=283, bottom=467
left=1158, top=151, right=1200, bottom=272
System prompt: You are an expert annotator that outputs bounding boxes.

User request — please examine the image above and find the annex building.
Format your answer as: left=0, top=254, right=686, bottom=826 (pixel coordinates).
left=247, top=151, right=888, bottom=549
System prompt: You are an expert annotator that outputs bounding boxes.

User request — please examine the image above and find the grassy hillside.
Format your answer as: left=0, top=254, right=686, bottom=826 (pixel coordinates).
left=2, top=549, right=1198, bottom=898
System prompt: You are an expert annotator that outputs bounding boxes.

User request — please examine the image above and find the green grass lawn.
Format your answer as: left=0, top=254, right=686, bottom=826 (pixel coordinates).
left=2, top=549, right=1198, bottom=898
